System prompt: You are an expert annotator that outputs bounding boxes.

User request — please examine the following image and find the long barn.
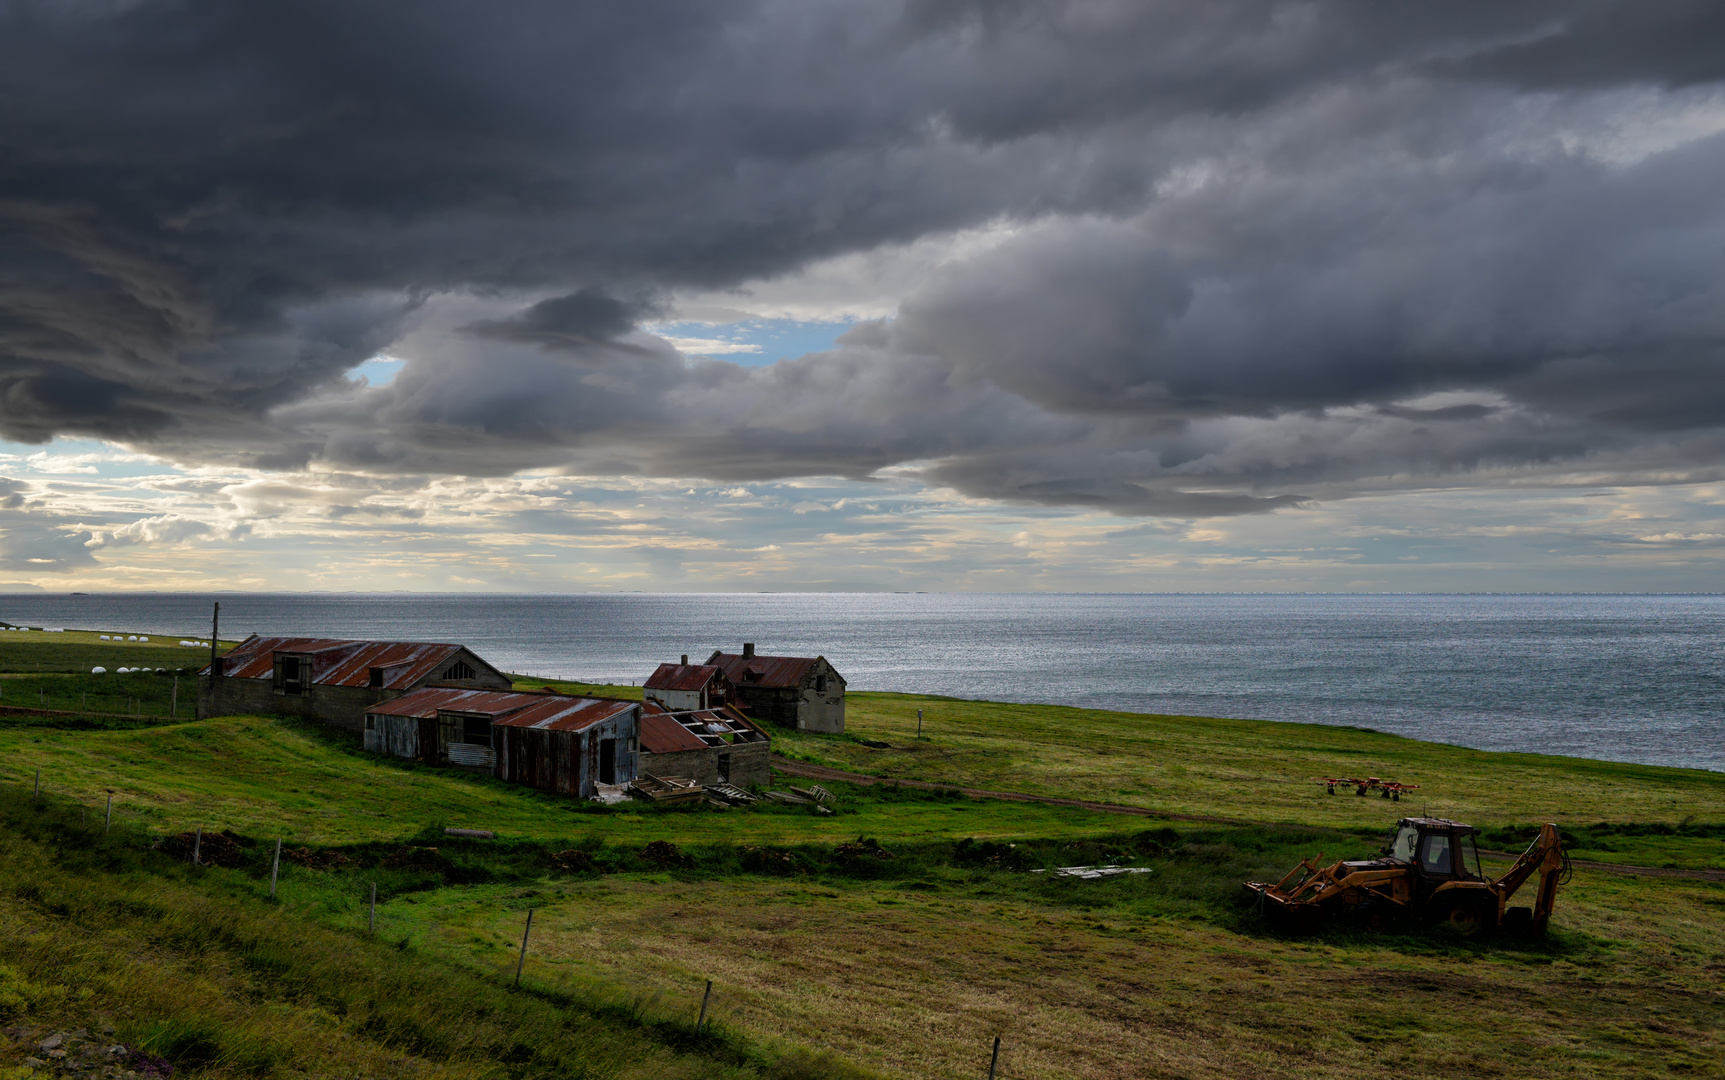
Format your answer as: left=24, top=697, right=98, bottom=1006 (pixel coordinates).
left=365, top=687, right=640, bottom=798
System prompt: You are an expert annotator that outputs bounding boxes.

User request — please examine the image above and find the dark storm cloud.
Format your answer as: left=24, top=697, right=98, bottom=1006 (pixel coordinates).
left=3, top=0, right=1725, bottom=514
left=464, top=290, right=658, bottom=352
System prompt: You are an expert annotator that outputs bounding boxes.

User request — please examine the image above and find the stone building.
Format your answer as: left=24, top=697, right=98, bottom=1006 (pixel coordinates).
left=198, top=636, right=511, bottom=733
left=638, top=700, right=771, bottom=786
left=365, top=686, right=640, bottom=798
left=643, top=657, right=735, bottom=711
left=705, top=643, right=845, bottom=733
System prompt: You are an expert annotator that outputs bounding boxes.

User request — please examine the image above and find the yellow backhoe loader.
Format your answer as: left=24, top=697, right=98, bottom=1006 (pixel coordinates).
left=1243, top=817, right=1570, bottom=936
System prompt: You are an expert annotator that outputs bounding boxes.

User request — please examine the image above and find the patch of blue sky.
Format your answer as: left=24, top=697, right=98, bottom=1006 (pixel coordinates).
left=0, top=437, right=172, bottom=479
left=650, top=317, right=857, bottom=367
left=350, top=355, right=407, bottom=386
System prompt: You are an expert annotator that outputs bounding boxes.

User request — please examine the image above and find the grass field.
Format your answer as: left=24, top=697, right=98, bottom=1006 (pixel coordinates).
left=774, top=693, right=1725, bottom=866
left=0, top=644, right=1720, bottom=1078
left=0, top=627, right=238, bottom=675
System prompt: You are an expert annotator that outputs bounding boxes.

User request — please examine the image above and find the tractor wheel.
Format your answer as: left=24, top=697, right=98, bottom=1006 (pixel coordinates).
left=1350, top=895, right=1398, bottom=933
left=1431, top=894, right=1496, bottom=937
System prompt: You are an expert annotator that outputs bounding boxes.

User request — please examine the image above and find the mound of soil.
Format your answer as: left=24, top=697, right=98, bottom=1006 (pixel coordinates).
left=152, top=830, right=245, bottom=868
left=834, top=837, right=894, bottom=861
left=639, top=840, right=688, bottom=868
left=550, top=848, right=594, bottom=872
left=281, top=846, right=353, bottom=870
left=384, top=845, right=447, bottom=871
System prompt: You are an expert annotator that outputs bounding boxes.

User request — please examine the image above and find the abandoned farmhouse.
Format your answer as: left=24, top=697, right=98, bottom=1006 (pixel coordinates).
left=706, top=644, right=846, bottom=733
left=198, top=635, right=831, bottom=798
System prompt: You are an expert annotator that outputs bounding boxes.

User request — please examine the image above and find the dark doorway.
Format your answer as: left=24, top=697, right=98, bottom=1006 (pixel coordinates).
left=718, top=754, right=731, bottom=783
left=599, top=738, right=616, bottom=785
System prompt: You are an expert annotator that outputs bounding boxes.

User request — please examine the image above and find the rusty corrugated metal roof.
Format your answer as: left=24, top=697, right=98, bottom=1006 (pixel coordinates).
left=369, top=686, right=634, bottom=733
left=205, top=636, right=493, bottom=690
left=644, top=663, right=725, bottom=692
left=640, top=709, right=710, bottom=753
left=640, top=701, right=767, bottom=752
left=706, top=651, right=822, bottom=688
left=492, top=696, right=636, bottom=732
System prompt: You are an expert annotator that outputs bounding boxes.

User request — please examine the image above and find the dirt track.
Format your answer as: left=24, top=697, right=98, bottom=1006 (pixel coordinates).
left=771, top=755, right=1725, bottom=883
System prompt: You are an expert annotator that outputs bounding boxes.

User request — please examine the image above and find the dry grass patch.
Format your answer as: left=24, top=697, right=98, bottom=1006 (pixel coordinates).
left=397, top=868, right=1724, bottom=1080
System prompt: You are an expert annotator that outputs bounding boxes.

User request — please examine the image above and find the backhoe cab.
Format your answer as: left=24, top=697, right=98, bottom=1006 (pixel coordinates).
left=1243, top=818, right=1569, bottom=936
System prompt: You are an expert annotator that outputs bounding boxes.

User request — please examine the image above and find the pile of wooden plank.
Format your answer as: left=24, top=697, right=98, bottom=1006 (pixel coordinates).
left=629, top=772, right=705, bottom=805
left=762, top=785, right=835, bottom=813
left=705, top=782, right=757, bottom=806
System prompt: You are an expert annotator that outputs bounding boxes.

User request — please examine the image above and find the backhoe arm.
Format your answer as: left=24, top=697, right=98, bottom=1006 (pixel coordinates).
left=1492, top=822, right=1567, bottom=931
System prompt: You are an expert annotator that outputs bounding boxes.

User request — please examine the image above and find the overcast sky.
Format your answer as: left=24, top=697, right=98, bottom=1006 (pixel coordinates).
left=3, top=1, right=1725, bottom=592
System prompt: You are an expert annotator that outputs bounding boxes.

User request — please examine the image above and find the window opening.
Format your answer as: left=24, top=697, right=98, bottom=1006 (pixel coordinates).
left=461, top=715, right=491, bottom=747
left=1462, top=835, right=1483, bottom=878
left=1419, top=833, right=1452, bottom=875
left=277, top=654, right=310, bottom=696
left=365, top=716, right=375, bottom=731
left=815, top=675, right=827, bottom=693
left=369, top=667, right=385, bottom=687
left=1389, top=824, right=1419, bottom=861
left=443, top=660, right=477, bottom=681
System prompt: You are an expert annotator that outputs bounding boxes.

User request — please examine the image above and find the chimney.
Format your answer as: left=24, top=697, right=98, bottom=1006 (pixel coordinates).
left=681, top=654, right=689, bottom=666
left=742, top=642, right=755, bottom=659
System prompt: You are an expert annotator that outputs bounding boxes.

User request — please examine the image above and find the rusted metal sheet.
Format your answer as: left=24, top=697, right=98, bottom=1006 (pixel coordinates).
left=644, top=663, right=723, bottom=693
left=706, top=651, right=820, bottom=689
left=201, top=636, right=503, bottom=690
left=447, top=742, right=497, bottom=769
left=640, top=709, right=709, bottom=753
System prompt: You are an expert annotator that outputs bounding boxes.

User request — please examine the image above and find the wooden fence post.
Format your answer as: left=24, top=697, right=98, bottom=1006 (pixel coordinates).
left=172, top=675, right=178, bottom=718
left=987, top=1036, right=1001, bottom=1080
left=514, top=909, right=534, bottom=987
left=104, top=791, right=113, bottom=833
left=33, top=767, right=40, bottom=800
left=369, top=882, right=377, bottom=934
left=192, top=827, right=202, bottom=866
left=698, top=979, right=713, bottom=1031
left=270, top=839, right=282, bottom=898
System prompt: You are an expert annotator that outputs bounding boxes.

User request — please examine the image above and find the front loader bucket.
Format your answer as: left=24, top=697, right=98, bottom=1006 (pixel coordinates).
left=1244, top=881, right=1327, bottom=935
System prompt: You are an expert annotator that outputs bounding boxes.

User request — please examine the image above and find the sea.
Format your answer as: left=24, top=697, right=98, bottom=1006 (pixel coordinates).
left=1, top=592, right=1720, bottom=773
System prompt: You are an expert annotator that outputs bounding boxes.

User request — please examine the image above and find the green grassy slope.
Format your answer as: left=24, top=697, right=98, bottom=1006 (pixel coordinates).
left=0, top=789, right=869, bottom=1080
left=0, top=715, right=1718, bottom=1079
left=776, top=692, right=1725, bottom=842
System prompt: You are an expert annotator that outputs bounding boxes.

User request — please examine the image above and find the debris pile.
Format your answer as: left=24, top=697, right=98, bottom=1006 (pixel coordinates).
left=15, top=1028, right=172, bottom=1078
left=629, top=774, right=704, bottom=805
left=704, top=783, right=757, bottom=807
left=762, top=785, right=835, bottom=812
left=1031, top=865, right=1155, bottom=880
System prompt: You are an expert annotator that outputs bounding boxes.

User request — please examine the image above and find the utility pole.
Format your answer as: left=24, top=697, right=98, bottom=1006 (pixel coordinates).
left=208, top=602, right=221, bottom=681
